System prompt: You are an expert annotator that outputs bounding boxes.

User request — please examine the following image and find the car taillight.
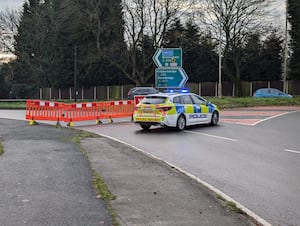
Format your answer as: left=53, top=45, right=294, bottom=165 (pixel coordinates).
left=156, top=106, right=172, bottom=111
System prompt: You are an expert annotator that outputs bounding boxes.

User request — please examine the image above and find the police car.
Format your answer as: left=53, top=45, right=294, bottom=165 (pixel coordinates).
left=133, top=90, right=220, bottom=130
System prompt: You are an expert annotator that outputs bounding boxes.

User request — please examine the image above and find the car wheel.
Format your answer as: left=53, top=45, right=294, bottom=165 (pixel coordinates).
left=140, top=124, right=151, bottom=130
left=210, top=111, right=219, bottom=126
left=176, top=114, right=186, bottom=131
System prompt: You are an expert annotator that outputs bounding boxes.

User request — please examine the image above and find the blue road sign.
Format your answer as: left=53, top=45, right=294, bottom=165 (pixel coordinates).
left=155, top=67, right=188, bottom=88
left=153, top=48, right=182, bottom=68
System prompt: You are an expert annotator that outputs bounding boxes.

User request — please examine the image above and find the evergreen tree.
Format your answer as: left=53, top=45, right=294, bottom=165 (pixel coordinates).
left=13, top=0, right=50, bottom=87
left=58, top=0, right=126, bottom=87
left=0, top=65, right=10, bottom=98
left=288, top=0, right=300, bottom=80
left=241, top=33, right=262, bottom=81
left=241, top=32, right=282, bottom=81
left=163, top=19, right=218, bottom=82
left=259, top=32, right=283, bottom=81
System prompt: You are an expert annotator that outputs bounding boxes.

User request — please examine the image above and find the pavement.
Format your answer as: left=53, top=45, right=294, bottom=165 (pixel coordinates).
left=0, top=118, right=256, bottom=226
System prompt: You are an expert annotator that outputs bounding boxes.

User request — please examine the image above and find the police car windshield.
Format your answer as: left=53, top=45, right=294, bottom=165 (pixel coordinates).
left=141, top=96, right=166, bottom=104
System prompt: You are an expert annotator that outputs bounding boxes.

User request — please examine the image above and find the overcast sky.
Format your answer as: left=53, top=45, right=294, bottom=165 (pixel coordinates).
left=0, top=0, right=286, bottom=28
left=0, top=0, right=25, bottom=11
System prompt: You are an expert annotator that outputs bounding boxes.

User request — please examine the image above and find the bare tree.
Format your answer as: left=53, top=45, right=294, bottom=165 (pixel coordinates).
left=119, top=0, right=194, bottom=86
left=200, top=0, right=273, bottom=96
left=0, top=8, right=20, bottom=54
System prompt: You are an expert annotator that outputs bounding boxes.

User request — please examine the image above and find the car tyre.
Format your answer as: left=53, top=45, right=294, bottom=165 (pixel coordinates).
left=176, top=114, right=186, bottom=131
left=210, top=111, right=219, bottom=126
left=140, top=124, right=151, bottom=130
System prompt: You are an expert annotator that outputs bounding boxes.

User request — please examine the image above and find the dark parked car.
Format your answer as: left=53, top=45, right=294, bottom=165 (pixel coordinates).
left=127, top=87, right=159, bottom=99
left=253, top=88, right=293, bottom=98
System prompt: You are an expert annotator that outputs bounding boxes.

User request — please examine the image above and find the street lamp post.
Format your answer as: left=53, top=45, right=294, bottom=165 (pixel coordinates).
left=218, top=0, right=222, bottom=98
left=283, top=0, right=288, bottom=93
left=74, top=46, right=78, bottom=102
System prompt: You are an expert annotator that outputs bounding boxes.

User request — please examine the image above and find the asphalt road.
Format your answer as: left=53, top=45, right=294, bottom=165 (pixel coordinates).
left=1, top=107, right=299, bottom=225
left=80, top=109, right=300, bottom=226
left=0, top=119, right=112, bottom=226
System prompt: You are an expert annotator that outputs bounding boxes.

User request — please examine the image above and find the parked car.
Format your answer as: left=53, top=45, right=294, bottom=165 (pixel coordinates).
left=133, top=90, right=220, bottom=130
left=127, top=87, right=159, bottom=99
left=253, top=88, right=293, bottom=98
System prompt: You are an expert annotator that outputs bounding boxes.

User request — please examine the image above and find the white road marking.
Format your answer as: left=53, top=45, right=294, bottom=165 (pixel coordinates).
left=251, top=111, right=298, bottom=126
left=87, top=131, right=271, bottom=226
left=283, top=149, right=300, bottom=155
left=184, top=130, right=238, bottom=142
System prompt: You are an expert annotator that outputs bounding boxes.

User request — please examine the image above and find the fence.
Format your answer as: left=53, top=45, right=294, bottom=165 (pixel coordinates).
left=37, top=81, right=300, bottom=101
left=26, top=99, right=134, bottom=126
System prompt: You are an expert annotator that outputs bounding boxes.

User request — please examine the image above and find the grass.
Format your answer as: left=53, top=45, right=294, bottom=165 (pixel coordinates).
left=93, top=172, right=119, bottom=226
left=206, top=96, right=300, bottom=109
left=0, top=101, right=26, bottom=109
left=72, top=130, right=119, bottom=226
left=216, top=194, right=243, bottom=214
left=0, top=138, right=4, bottom=156
left=225, top=201, right=244, bottom=214
left=1, top=97, right=299, bottom=110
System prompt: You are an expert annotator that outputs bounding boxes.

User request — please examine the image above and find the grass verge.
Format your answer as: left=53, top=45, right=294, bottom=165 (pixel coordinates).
left=216, top=194, right=243, bottom=214
left=1, top=96, right=300, bottom=110
left=72, top=130, right=119, bottom=226
left=207, top=96, right=300, bottom=109
left=0, top=138, right=4, bottom=156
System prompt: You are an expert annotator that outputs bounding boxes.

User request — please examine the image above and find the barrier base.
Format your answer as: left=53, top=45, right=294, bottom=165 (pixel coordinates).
left=56, top=120, right=61, bottom=127
left=29, top=120, right=38, bottom=126
left=96, top=119, right=103, bottom=125
left=67, top=121, right=74, bottom=127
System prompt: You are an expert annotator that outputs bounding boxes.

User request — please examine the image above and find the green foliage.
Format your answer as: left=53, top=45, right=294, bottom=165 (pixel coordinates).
left=163, top=19, right=218, bottom=82
left=207, top=96, right=300, bottom=109
left=0, top=66, right=10, bottom=98
left=1, top=0, right=294, bottom=97
left=288, top=0, right=300, bottom=80
left=241, top=32, right=282, bottom=81
left=10, top=83, right=38, bottom=99
left=12, top=0, right=126, bottom=89
left=0, top=138, right=4, bottom=156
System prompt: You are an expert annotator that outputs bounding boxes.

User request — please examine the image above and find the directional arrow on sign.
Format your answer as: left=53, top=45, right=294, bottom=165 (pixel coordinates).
left=155, top=67, right=188, bottom=88
left=153, top=48, right=182, bottom=68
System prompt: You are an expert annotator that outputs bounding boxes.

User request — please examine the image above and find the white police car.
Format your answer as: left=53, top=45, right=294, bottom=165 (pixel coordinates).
left=133, top=90, right=220, bottom=130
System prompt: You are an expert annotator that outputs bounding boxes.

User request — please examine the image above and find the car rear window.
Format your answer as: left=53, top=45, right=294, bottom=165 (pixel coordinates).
left=141, top=96, right=167, bottom=104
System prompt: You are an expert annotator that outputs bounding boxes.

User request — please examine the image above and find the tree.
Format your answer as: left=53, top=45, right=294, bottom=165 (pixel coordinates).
left=119, top=0, right=193, bottom=86
left=241, top=33, right=262, bottom=81
left=201, top=0, right=272, bottom=96
left=288, top=0, right=300, bottom=80
left=58, top=0, right=126, bottom=87
left=13, top=0, right=51, bottom=87
left=0, top=8, right=19, bottom=54
left=241, top=32, right=282, bottom=81
left=0, top=64, right=10, bottom=98
left=163, top=19, right=218, bottom=82
left=259, top=32, right=283, bottom=81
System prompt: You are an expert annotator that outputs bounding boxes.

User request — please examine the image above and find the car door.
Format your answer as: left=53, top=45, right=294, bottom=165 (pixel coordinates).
left=178, top=95, right=195, bottom=125
left=190, top=94, right=210, bottom=123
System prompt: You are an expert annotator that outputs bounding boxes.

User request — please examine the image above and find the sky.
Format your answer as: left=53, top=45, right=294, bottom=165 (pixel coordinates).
left=0, top=0, right=286, bottom=23
left=0, top=0, right=25, bottom=11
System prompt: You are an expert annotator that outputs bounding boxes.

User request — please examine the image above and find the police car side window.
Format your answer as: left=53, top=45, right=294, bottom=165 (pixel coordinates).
left=181, top=95, right=193, bottom=104
left=191, top=95, right=206, bottom=105
left=173, top=96, right=181, bottom=104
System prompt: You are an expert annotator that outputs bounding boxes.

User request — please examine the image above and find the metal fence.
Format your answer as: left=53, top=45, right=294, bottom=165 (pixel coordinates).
left=37, top=80, right=300, bottom=101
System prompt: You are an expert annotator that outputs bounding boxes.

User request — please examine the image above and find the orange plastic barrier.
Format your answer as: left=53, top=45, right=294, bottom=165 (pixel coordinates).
left=26, top=99, right=135, bottom=125
left=26, top=100, right=63, bottom=122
